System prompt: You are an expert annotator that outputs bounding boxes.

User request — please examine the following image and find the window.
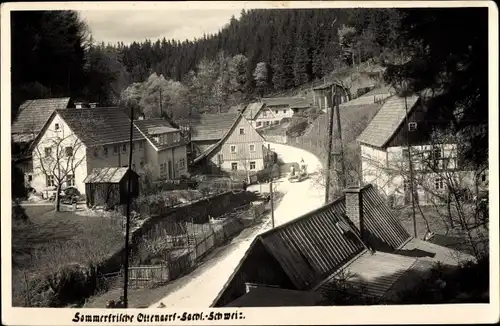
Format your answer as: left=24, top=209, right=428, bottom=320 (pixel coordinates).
left=113, top=145, right=119, bottom=155
left=250, top=161, right=256, bottom=170
left=481, top=174, right=486, bottom=182
left=139, top=141, right=143, bottom=149
left=140, top=160, right=144, bottom=167
left=231, top=162, right=238, bottom=171
left=65, top=146, right=73, bottom=157
left=122, top=144, right=127, bottom=153
left=217, top=154, right=224, bottom=165
left=104, top=147, right=109, bottom=156
left=249, top=144, right=255, bottom=152
left=239, top=128, right=245, bottom=135
left=265, top=121, right=270, bottom=126
left=256, top=121, right=262, bottom=127
left=160, top=163, right=166, bottom=175
left=46, top=175, right=55, bottom=187
left=274, top=120, right=279, bottom=125
left=66, top=174, right=75, bottom=187
left=54, top=123, right=60, bottom=130
left=175, top=133, right=180, bottom=142
left=132, top=163, right=136, bottom=171
left=402, top=148, right=409, bottom=159
left=230, top=145, right=237, bottom=153
left=433, top=146, right=442, bottom=160
left=27, top=174, right=33, bottom=182
left=434, top=178, right=444, bottom=190
left=408, top=122, right=418, bottom=132
left=179, top=159, right=185, bottom=168
left=275, top=110, right=278, bottom=114
left=283, top=110, right=287, bottom=114
left=44, top=147, right=52, bottom=157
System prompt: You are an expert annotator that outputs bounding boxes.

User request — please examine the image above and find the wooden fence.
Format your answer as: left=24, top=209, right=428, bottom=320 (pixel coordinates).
left=128, top=201, right=267, bottom=288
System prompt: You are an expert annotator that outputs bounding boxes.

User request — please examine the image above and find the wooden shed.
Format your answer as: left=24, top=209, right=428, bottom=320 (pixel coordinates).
left=84, top=167, right=139, bottom=209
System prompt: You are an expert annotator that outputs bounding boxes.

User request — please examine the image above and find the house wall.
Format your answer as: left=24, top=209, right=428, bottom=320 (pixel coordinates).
left=31, top=113, right=89, bottom=195
left=252, top=106, right=293, bottom=129
left=86, top=140, right=147, bottom=174
left=208, top=118, right=265, bottom=173
left=361, top=142, right=466, bottom=206
left=156, top=145, right=188, bottom=180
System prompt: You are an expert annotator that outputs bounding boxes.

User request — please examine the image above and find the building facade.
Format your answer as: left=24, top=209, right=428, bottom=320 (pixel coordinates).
left=182, top=113, right=267, bottom=176
left=242, top=97, right=311, bottom=129
left=357, top=95, right=480, bottom=206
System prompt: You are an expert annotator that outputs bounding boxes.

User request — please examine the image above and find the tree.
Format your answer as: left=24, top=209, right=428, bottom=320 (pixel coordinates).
left=31, top=113, right=104, bottom=211
left=11, top=11, right=88, bottom=120
left=253, top=62, right=269, bottom=97
left=383, top=8, right=488, bottom=167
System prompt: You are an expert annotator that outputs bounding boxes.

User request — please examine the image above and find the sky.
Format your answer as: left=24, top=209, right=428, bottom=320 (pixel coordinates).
left=79, top=9, right=243, bottom=45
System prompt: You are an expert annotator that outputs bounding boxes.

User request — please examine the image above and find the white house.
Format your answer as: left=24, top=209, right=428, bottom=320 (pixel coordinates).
left=241, top=97, right=311, bottom=129
left=356, top=95, right=481, bottom=206
left=29, top=107, right=148, bottom=197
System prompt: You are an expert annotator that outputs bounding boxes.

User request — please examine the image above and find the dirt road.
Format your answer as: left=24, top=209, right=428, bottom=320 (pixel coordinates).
left=150, top=142, right=325, bottom=308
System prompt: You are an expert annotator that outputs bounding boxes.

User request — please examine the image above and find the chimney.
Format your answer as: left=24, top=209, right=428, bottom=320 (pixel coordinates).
left=89, top=102, right=99, bottom=108
left=344, top=186, right=365, bottom=239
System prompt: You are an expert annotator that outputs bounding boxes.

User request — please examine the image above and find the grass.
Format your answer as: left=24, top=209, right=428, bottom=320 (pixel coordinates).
left=12, top=204, right=124, bottom=306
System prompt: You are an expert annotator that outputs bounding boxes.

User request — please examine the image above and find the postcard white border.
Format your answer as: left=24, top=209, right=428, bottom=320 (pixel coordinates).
left=1, top=1, right=499, bottom=325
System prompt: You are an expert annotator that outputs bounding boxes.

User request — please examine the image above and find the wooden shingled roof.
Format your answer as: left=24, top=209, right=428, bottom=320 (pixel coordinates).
left=57, top=107, right=145, bottom=147
left=11, top=97, right=72, bottom=135
left=84, top=167, right=137, bottom=183
left=356, top=95, right=420, bottom=148
left=180, top=113, right=240, bottom=142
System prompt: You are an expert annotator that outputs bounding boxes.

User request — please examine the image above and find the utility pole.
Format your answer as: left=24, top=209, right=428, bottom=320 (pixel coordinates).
left=334, top=90, right=346, bottom=189
left=402, top=85, right=418, bottom=239
left=123, top=106, right=134, bottom=308
left=268, top=143, right=275, bottom=228
left=324, top=86, right=336, bottom=204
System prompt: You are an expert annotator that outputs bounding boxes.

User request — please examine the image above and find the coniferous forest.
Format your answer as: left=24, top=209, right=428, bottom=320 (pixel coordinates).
left=11, top=7, right=488, bottom=166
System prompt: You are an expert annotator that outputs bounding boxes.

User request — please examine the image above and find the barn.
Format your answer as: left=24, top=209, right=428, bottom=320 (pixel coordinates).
left=84, top=167, right=139, bottom=209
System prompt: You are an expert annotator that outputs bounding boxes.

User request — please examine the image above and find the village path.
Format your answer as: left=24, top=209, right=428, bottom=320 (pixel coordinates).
left=149, top=142, right=325, bottom=308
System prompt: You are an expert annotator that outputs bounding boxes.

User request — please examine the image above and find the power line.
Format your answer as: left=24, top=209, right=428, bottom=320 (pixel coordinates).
left=123, top=105, right=134, bottom=308
left=324, top=86, right=336, bottom=204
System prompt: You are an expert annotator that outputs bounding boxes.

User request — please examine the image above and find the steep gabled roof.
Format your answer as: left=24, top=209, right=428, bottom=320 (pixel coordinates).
left=192, top=113, right=244, bottom=164
left=182, top=113, right=239, bottom=142
left=57, top=107, right=145, bottom=147
left=356, top=95, right=420, bottom=148
left=11, top=97, right=71, bottom=136
left=134, top=118, right=186, bottom=151
left=211, top=185, right=415, bottom=307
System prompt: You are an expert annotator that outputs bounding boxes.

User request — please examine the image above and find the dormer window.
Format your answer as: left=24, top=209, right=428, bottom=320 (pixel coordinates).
left=54, top=123, right=60, bottom=131
left=239, top=128, right=245, bottom=135
left=408, top=122, right=418, bottom=132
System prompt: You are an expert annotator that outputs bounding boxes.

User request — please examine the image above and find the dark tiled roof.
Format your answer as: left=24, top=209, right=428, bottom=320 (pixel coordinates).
left=356, top=95, right=420, bottom=148
left=258, top=198, right=365, bottom=290
left=57, top=107, right=145, bottom=147
left=134, top=118, right=185, bottom=150
left=186, top=113, right=239, bottom=141
left=262, top=97, right=310, bottom=109
left=11, top=97, right=71, bottom=134
left=360, top=185, right=411, bottom=250
left=84, top=167, right=131, bottom=183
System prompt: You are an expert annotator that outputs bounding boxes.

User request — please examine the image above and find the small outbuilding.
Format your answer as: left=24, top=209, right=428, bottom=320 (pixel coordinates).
left=84, top=167, right=139, bottom=209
